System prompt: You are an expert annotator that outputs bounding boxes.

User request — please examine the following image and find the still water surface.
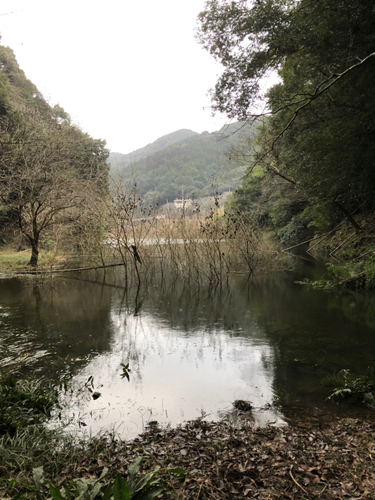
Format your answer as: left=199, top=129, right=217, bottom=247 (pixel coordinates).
left=1, top=261, right=375, bottom=437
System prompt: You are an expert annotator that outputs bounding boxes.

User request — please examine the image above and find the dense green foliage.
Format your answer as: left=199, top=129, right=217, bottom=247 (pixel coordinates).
left=0, top=45, right=50, bottom=117
left=109, top=129, right=198, bottom=176
left=198, top=0, right=375, bottom=244
left=0, top=39, right=109, bottom=266
left=109, top=123, right=257, bottom=205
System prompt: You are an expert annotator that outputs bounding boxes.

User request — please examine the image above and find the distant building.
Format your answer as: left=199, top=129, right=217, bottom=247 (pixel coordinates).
left=174, top=198, right=192, bottom=209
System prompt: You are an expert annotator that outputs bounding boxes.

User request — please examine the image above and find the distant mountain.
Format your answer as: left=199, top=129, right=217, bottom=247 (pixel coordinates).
left=109, top=123, right=257, bottom=205
left=109, top=129, right=198, bottom=176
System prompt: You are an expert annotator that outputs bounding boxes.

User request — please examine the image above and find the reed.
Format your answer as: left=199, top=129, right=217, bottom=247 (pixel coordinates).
left=105, top=185, right=286, bottom=286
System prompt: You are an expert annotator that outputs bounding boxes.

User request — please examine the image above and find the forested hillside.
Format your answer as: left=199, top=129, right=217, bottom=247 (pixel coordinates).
left=0, top=40, right=109, bottom=266
left=198, top=0, right=375, bottom=252
left=109, top=123, right=256, bottom=205
left=109, top=129, right=198, bottom=177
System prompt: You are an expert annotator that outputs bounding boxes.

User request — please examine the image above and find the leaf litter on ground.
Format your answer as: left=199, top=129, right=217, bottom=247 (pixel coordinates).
left=2, top=411, right=375, bottom=499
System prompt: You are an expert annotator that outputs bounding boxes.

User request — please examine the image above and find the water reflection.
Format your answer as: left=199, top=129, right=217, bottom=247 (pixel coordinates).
left=1, top=264, right=375, bottom=437
left=0, top=277, right=113, bottom=375
left=63, top=306, right=282, bottom=437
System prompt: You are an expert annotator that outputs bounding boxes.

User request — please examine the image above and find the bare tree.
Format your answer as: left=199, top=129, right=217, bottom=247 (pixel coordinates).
left=0, top=110, right=109, bottom=266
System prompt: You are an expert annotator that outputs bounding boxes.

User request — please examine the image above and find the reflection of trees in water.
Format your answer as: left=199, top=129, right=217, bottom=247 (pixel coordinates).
left=0, top=269, right=286, bottom=431
left=110, top=311, right=144, bottom=388
left=0, top=276, right=113, bottom=377
left=5, top=263, right=372, bottom=418
left=72, top=270, right=276, bottom=407
left=62, top=280, right=281, bottom=433
left=109, top=270, right=267, bottom=339
left=102, top=271, right=274, bottom=388
left=106, top=266, right=375, bottom=413
left=244, top=271, right=375, bottom=410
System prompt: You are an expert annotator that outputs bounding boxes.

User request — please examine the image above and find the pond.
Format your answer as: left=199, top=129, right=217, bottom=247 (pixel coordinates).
left=1, top=259, right=375, bottom=438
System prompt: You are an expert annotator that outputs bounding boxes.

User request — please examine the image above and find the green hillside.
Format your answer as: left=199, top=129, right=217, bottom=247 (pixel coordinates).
left=109, top=123, right=256, bottom=205
left=109, top=129, right=198, bottom=177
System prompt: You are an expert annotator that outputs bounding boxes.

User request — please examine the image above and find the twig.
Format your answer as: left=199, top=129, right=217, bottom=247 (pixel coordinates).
left=355, top=249, right=375, bottom=261
left=202, top=484, right=220, bottom=500
left=289, top=465, right=310, bottom=497
left=330, top=232, right=356, bottom=256
left=319, top=483, right=328, bottom=497
left=271, top=52, right=375, bottom=151
left=308, top=204, right=363, bottom=253
left=342, top=272, right=365, bottom=285
left=196, top=482, right=203, bottom=500
left=10, top=262, right=126, bottom=275
left=307, top=225, right=343, bottom=252
left=282, top=234, right=327, bottom=252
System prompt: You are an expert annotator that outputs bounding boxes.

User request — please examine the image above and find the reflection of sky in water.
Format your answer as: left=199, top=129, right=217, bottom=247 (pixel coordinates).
left=60, top=309, right=285, bottom=438
left=3, top=268, right=375, bottom=436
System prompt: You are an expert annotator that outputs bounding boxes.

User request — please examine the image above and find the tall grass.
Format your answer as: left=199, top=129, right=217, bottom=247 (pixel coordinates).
left=0, top=373, right=63, bottom=483
left=0, top=373, right=118, bottom=490
left=104, top=185, right=285, bottom=286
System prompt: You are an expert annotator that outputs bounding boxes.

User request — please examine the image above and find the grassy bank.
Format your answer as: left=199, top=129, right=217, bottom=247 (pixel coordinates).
left=0, top=247, right=64, bottom=272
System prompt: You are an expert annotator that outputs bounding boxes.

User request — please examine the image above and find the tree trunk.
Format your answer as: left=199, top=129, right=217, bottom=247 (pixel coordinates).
left=334, top=200, right=362, bottom=233
left=28, top=237, right=39, bottom=267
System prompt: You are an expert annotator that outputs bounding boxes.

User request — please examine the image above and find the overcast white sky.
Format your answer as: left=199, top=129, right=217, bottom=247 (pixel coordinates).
left=0, top=0, right=229, bottom=154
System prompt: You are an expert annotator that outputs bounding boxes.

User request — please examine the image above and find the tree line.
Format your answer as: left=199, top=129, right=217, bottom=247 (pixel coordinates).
left=0, top=41, right=109, bottom=266
left=197, top=0, right=375, bottom=241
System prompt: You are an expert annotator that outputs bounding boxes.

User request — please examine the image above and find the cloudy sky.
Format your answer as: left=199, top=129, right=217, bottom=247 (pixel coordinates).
left=0, top=0, right=229, bottom=154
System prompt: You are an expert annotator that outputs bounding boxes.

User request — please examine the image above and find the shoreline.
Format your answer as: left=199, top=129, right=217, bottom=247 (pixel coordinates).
left=3, top=413, right=375, bottom=499
left=57, top=415, right=375, bottom=499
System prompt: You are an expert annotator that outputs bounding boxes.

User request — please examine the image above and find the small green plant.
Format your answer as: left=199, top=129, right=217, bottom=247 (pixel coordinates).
left=40, top=234, right=55, bottom=252
left=5, top=458, right=166, bottom=500
left=327, top=262, right=359, bottom=280
left=111, top=457, right=163, bottom=500
left=321, top=367, right=375, bottom=409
